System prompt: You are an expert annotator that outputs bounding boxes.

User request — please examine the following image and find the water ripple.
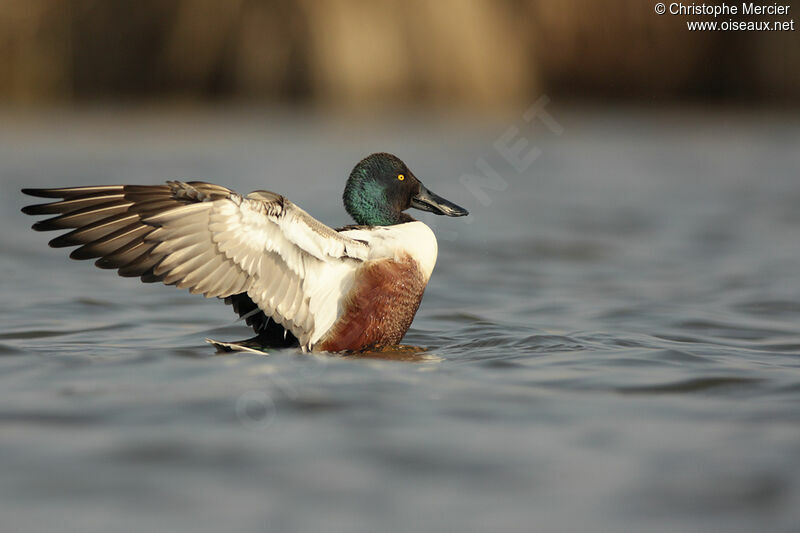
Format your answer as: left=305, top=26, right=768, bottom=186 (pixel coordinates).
left=616, top=377, right=766, bottom=395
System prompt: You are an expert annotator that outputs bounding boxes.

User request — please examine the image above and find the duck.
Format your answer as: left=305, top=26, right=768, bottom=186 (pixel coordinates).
left=21, top=153, right=468, bottom=353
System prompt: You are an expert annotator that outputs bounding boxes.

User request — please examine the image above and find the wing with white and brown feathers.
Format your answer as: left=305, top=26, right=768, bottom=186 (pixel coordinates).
left=21, top=181, right=369, bottom=350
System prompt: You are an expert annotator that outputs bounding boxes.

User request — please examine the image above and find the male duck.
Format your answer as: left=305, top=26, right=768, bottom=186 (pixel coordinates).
left=21, top=153, right=468, bottom=352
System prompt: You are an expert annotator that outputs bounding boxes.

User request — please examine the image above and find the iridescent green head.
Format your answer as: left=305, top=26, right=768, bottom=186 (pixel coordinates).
left=343, top=153, right=468, bottom=226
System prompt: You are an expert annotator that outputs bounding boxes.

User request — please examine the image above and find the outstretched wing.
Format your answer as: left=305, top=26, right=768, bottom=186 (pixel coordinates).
left=22, top=181, right=369, bottom=349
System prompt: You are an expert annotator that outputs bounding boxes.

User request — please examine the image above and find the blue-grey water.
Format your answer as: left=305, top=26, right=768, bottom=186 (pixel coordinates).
left=1, top=106, right=799, bottom=533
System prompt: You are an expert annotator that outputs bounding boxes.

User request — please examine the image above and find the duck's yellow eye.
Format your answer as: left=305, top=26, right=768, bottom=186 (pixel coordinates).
left=397, top=174, right=405, bottom=181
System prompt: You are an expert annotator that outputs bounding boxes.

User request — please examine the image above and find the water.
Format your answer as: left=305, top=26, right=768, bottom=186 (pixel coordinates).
left=1, top=106, right=799, bottom=533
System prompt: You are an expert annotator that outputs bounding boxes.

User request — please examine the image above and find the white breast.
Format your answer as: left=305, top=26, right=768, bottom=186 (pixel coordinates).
left=340, top=221, right=439, bottom=281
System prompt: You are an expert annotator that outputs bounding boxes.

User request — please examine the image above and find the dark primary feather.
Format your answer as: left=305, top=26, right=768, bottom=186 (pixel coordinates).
left=22, top=182, right=231, bottom=282
left=21, top=181, right=299, bottom=342
left=21, top=185, right=127, bottom=199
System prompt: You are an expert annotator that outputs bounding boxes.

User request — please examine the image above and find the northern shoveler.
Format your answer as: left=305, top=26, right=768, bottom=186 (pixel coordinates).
left=21, top=153, right=468, bottom=353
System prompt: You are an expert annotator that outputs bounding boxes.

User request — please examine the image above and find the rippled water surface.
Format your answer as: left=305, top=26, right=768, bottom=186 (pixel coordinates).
left=1, top=107, right=799, bottom=532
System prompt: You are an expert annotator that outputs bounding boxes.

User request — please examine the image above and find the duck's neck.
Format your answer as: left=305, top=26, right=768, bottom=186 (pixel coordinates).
left=353, top=209, right=413, bottom=226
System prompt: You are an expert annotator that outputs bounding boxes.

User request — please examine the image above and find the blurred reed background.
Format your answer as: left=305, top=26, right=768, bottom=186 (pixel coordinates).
left=1, top=0, right=798, bottom=109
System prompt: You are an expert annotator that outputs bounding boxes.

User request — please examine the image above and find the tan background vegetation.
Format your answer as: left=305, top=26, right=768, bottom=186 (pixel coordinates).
left=1, top=0, right=797, bottom=108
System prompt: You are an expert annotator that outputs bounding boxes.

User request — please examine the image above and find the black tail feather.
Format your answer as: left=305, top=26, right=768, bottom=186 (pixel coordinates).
left=224, top=292, right=299, bottom=348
